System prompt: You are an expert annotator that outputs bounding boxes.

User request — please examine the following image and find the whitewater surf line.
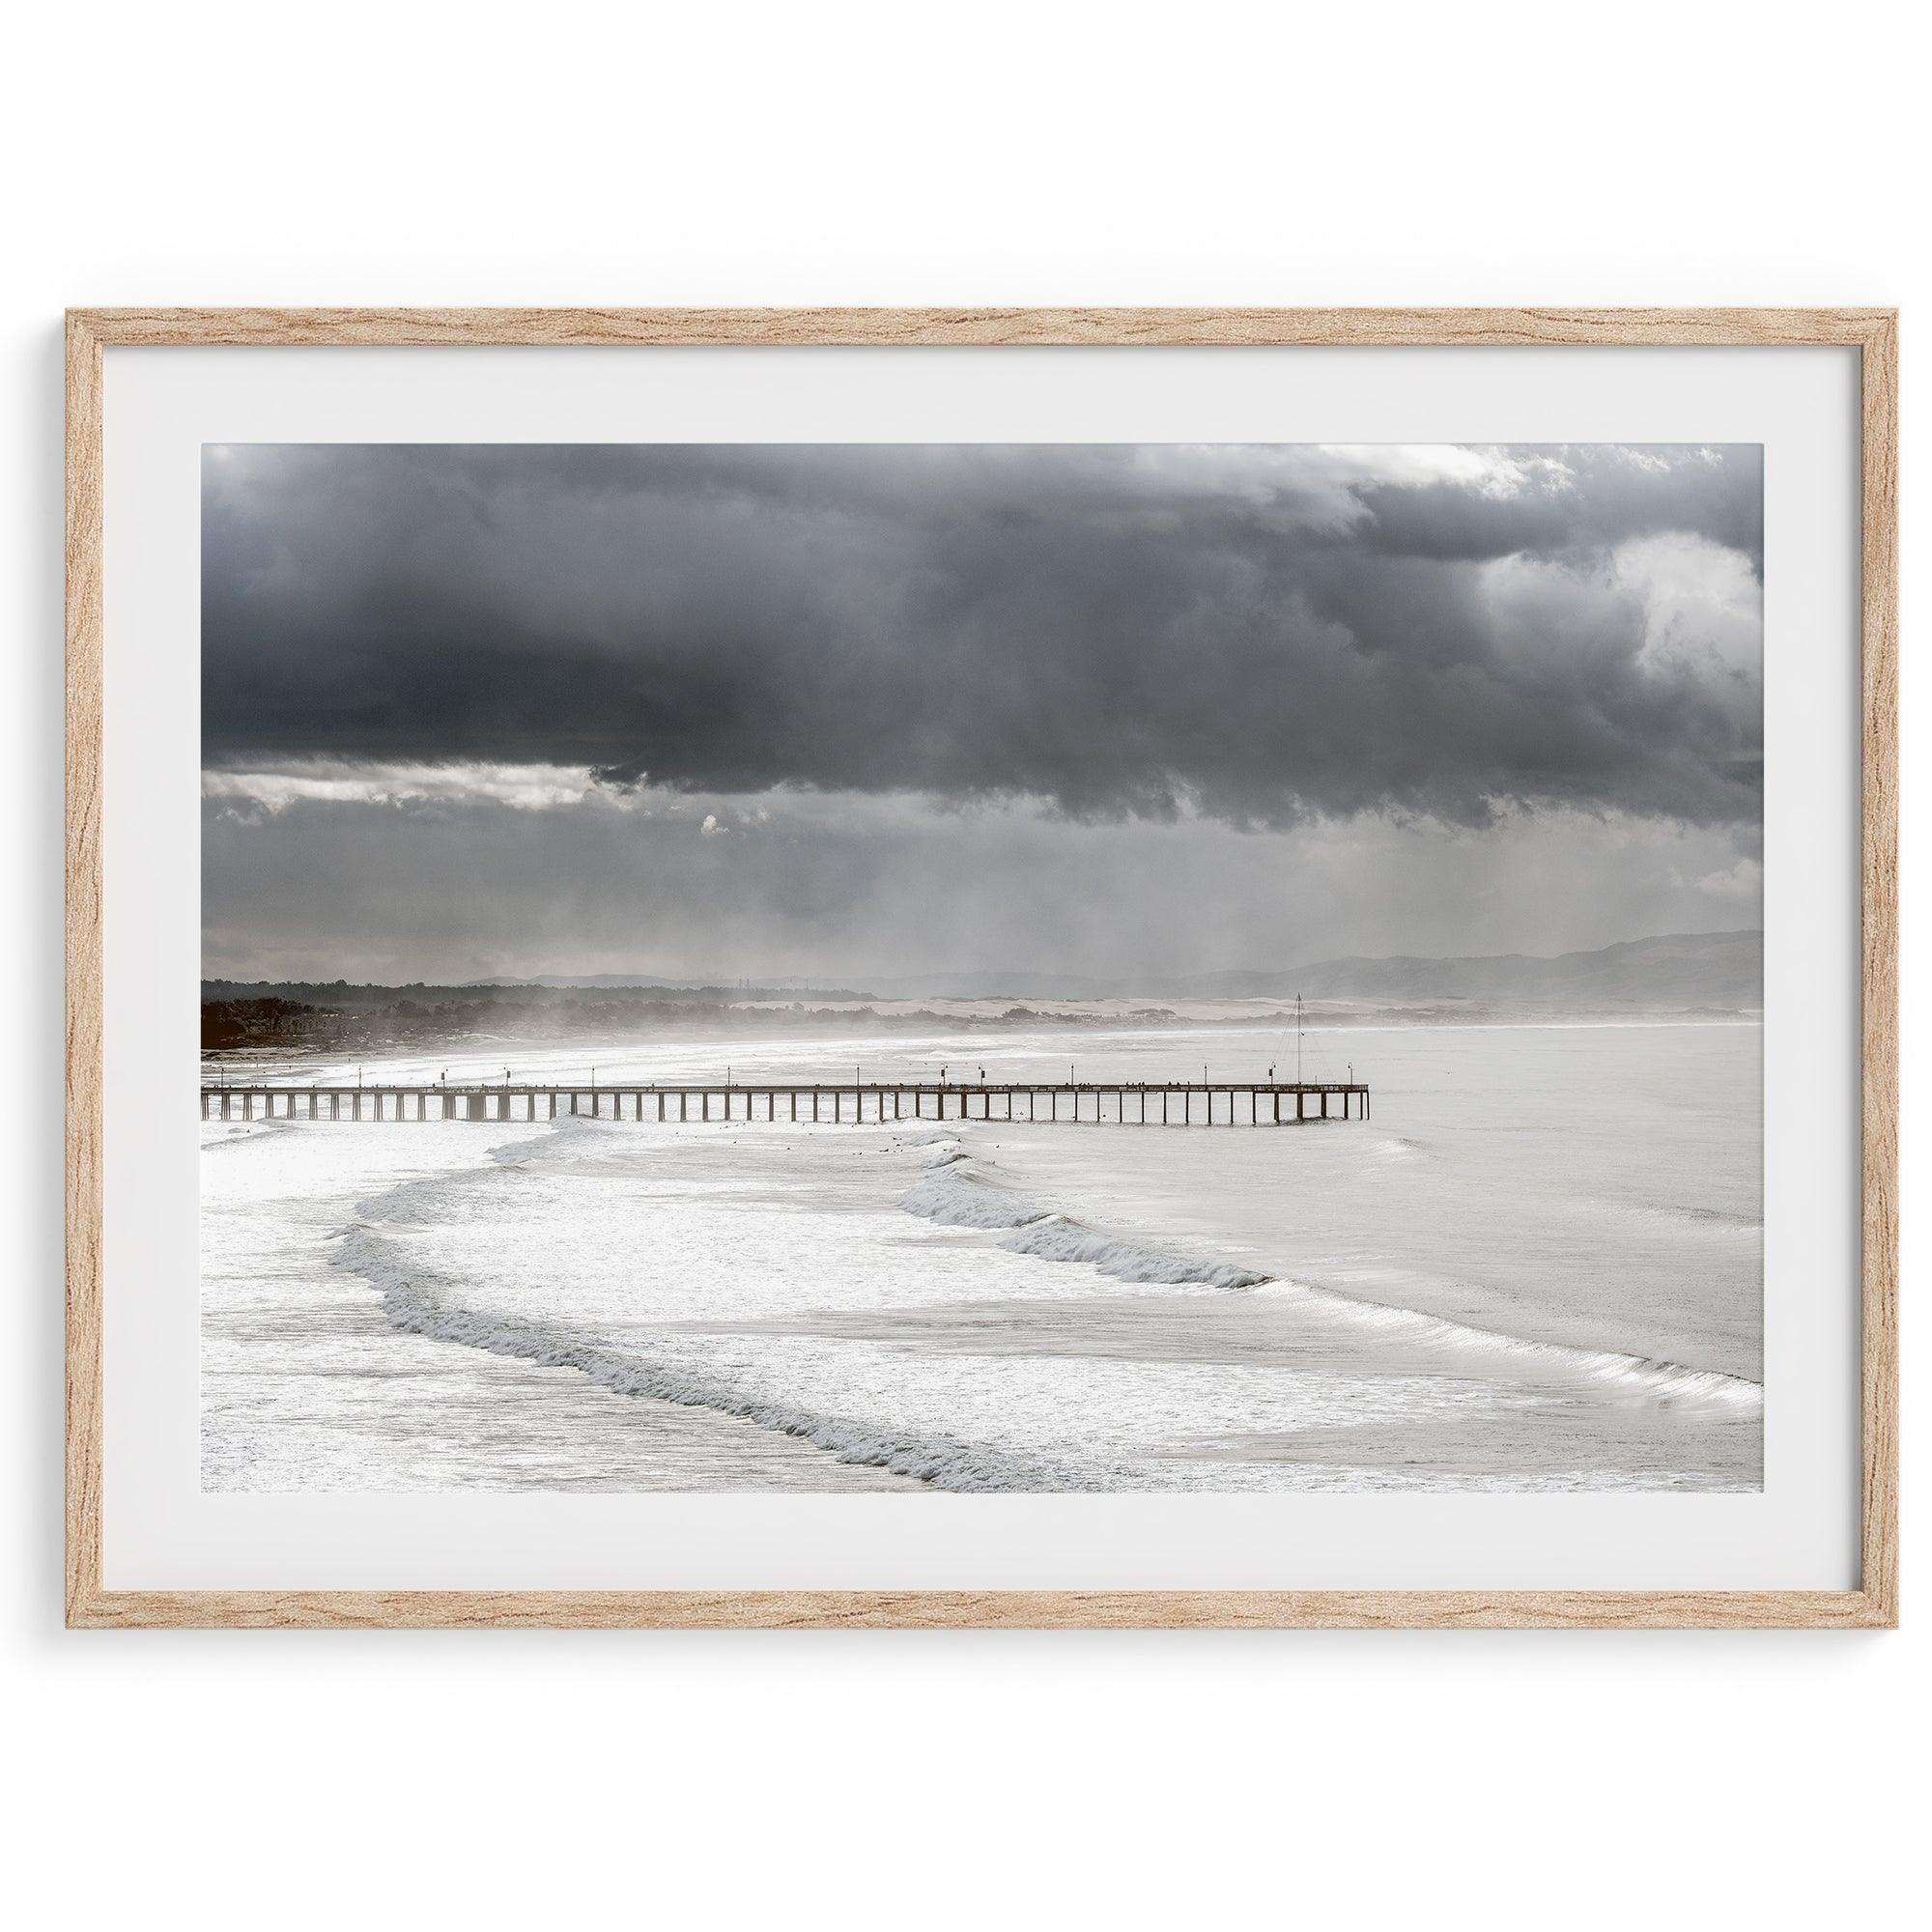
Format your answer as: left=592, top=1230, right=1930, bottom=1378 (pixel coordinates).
left=359, top=1113, right=1762, bottom=1419
left=329, top=1223, right=1114, bottom=1492
left=897, top=1138, right=1764, bottom=1412
left=312, top=1107, right=1757, bottom=1506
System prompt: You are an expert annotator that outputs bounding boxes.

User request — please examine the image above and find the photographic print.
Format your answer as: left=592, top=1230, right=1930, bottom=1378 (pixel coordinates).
left=198, top=440, right=1765, bottom=1497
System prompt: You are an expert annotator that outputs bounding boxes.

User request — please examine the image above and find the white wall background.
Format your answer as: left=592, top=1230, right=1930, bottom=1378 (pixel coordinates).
left=3, top=4, right=1921, bottom=1925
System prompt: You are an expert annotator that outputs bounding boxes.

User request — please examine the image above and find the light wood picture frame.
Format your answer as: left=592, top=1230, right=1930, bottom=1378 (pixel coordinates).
left=65, top=307, right=1898, bottom=1630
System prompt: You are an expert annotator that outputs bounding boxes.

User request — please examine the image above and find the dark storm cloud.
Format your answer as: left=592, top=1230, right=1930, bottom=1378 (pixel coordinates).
left=202, top=442, right=1762, bottom=829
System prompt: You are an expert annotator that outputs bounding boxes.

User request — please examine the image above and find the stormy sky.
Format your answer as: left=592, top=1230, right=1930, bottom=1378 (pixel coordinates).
left=202, top=443, right=1763, bottom=985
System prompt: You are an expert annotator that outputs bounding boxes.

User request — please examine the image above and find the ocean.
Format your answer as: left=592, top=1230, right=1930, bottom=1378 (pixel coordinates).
left=200, top=1015, right=1763, bottom=1492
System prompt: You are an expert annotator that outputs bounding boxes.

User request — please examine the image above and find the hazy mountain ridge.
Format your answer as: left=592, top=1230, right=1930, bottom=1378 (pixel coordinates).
left=1188, top=931, right=1762, bottom=1003
left=859, top=932, right=1762, bottom=1006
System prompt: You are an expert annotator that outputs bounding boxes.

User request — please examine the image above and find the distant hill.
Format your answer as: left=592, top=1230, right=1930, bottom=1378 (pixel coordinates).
left=861, top=932, right=1762, bottom=1006
left=1180, top=931, right=1762, bottom=1005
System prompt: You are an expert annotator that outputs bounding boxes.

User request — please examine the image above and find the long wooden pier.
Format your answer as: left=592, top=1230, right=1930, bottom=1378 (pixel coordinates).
left=200, top=1079, right=1370, bottom=1126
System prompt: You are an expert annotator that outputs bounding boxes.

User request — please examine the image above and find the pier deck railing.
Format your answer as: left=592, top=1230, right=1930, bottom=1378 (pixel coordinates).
left=199, top=1080, right=1370, bottom=1126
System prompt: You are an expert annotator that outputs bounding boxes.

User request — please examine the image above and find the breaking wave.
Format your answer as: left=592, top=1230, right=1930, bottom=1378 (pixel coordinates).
left=1258, top=1278, right=1765, bottom=1409
left=896, top=1159, right=1053, bottom=1230
left=1000, top=1215, right=1271, bottom=1291
left=898, top=1139, right=1762, bottom=1412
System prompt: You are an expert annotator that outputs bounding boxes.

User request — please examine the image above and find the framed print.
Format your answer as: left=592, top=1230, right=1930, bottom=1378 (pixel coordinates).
left=65, top=307, right=1897, bottom=1629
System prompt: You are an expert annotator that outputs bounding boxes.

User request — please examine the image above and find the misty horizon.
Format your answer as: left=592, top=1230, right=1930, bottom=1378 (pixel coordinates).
left=202, top=924, right=1763, bottom=996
